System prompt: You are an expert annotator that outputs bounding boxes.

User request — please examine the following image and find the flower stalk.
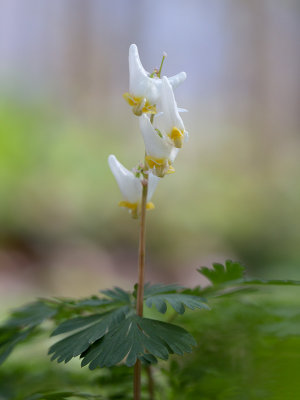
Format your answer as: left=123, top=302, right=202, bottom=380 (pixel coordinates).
left=134, top=173, right=148, bottom=400
left=136, top=176, right=148, bottom=317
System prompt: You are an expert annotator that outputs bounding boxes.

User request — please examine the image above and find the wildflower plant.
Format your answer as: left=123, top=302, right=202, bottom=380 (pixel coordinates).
left=0, top=45, right=299, bottom=400
left=109, top=44, right=203, bottom=398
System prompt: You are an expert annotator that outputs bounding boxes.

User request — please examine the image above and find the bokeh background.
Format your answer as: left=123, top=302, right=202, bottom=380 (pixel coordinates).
left=0, top=0, right=300, bottom=307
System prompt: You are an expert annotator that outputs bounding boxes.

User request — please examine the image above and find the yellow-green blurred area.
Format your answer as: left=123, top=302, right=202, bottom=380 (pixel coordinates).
left=1, top=0, right=300, bottom=303
left=0, top=1, right=300, bottom=398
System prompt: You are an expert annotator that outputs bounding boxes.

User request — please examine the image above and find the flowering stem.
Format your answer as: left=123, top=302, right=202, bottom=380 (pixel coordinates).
left=134, top=177, right=148, bottom=400
left=136, top=179, right=148, bottom=316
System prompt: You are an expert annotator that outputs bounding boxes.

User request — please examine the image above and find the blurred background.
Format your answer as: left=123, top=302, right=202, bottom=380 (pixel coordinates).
left=0, top=0, right=300, bottom=305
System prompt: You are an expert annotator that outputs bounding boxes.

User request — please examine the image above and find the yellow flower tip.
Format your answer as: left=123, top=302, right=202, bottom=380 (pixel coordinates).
left=123, top=92, right=136, bottom=106
left=145, top=156, right=165, bottom=169
left=118, top=200, right=154, bottom=217
left=118, top=201, right=139, bottom=219
left=169, top=127, right=184, bottom=149
left=145, top=156, right=174, bottom=178
left=142, top=104, right=157, bottom=115
left=123, top=93, right=156, bottom=116
left=146, top=202, right=155, bottom=210
left=166, top=165, right=175, bottom=174
left=118, top=200, right=138, bottom=210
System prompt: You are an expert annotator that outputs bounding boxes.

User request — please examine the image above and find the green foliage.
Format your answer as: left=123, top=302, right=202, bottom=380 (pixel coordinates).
left=93, top=366, right=133, bottom=399
left=5, top=302, right=57, bottom=328
left=49, top=307, right=129, bottom=363
left=0, top=328, right=33, bottom=365
left=81, top=315, right=196, bottom=369
left=0, top=358, right=104, bottom=400
left=241, top=278, right=300, bottom=286
left=0, top=289, right=134, bottom=367
left=100, top=287, right=131, bottom=304
left=0, top=301, right=57, bottom=365
left=143, top=283, right=184, bottom=296
left=48, top=284, right=205, bottom=369
left=1, top=261, right=299, bottom=399
left=197, top=260, right=300, bottom=299
left=145, top=293, right=209, bottom=314
left=143, top=283, right=209, bottom=314
left=25, top=392, right=103, bottom=400
left=162, top=295, right=300, bottom=400
left=199, top=260, right=244, bottom=285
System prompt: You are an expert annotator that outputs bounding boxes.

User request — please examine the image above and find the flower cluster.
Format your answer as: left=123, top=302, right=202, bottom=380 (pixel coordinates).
left=108, top=44, right=188, bottom=217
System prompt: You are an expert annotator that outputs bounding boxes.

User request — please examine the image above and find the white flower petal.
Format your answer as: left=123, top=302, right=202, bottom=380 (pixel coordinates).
left=168, top=71, right=187, bottom=89
left=184, top=130, right=189, bottom=142
left=139, top=115, right=173, bottom=159
left=129, top=44, right=148, bottom=96
left=108, top=155, right=141, bottom=203
left=129, top=44, right=160, bottom=103
left=159, top=76, right=185, bottom=133
left=147, top=173, right=160, bottom=202
left=169, top=147, right=179, bottom=163
left=128, top=44, right=187, bottom=106
left=129, top=44, right=148, bottom=84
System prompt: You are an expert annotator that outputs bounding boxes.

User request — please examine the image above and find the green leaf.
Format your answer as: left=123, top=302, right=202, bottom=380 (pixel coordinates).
left=75, top=298, right=113, bottom=307
left=145, top=293, right=209, bottom=314
left=25, top=392, right=75, bottom=400
left=0, top=301, right=57, bottom=365
left=0, top=328, right=33, bottom=365
left=25, top=392, right=103, bottom=400
left=49, top=306, right=129, bottom=364
left=50, top=314, right=108, bottom=337
left=50, top=295, right=122, bottom=312
left=241, top=278, right=300, bottom=286
left=100, top=287, right=131, bottom=303
left=143, top=283, right=184, bottom=297
left=6, top=301, right=57, bottom=328
left=198, top=260, right=245, bottom=285
left=198, top=260, right=300, bottom=288
left=81, top=315, right=197, bottom=369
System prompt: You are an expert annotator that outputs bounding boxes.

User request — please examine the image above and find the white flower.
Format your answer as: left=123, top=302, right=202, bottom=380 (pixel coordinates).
left=108, top=155, right=159, bottom=218
left=155, top=76, right=188, bottom=149
left=123, top=44, right=187, bottom=116
left=139, top=115, right=179, bottom=178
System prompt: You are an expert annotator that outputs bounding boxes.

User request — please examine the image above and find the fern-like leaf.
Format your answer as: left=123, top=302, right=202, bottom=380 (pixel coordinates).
left=145, top=293, right=209, bottom=314
left=198, top=260, right=245, bottom=285
left=49, top=306, right=129, bottom=364
left=81, top=315, right=196, bottom=369
left=0, top=301, right=57, bottom=365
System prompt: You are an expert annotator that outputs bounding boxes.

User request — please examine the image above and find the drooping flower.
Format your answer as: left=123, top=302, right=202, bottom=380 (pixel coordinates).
left=139, top=115, right=179, bottom=178
left=108, top=155, right=159, bottom=218
left=123, top=44, right=187, bottom=116
left=155, top=76, right=188, bottom=149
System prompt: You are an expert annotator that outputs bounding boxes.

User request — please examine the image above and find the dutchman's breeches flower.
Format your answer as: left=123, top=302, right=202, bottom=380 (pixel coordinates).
left=108, top=155, right=159, bottom=218
left=139, top=114, right=179, bottom=178
left=109, top=44, right=188, bottom=215
left=123, top=44, right=187, bottom=116
left=155, top=76, right=188, bottom=149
